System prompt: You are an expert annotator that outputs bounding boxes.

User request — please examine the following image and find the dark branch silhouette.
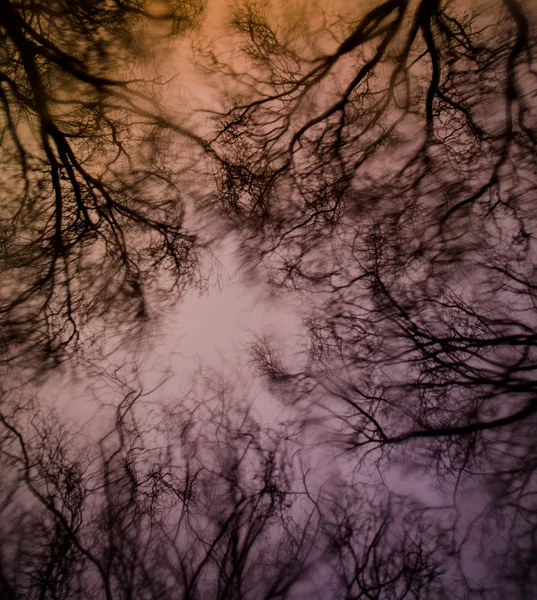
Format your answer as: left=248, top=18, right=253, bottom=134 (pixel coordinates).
left=0, top=367, right=454, bottom=599
left=211, top=0, right=537, bottom=484
left=0, top=0, right=206, bottom=368
left=2, top=0, right=537, bottom=597
left=205, top=2, right=537, bottom=592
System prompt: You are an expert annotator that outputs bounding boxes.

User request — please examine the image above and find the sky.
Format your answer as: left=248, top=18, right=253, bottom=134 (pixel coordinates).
left=2, top=0, right=535, bottom=597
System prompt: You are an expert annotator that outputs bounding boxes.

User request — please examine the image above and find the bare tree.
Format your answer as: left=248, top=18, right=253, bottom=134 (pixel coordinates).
left=324, top=485, right=453, bottom=600
left=203, top=0, right=537, bottom=592
left=0, top=369, right=312, bottom=599
left=0, top=0, right=207, bottom=368
left=0, top=365, right=455, bottom=599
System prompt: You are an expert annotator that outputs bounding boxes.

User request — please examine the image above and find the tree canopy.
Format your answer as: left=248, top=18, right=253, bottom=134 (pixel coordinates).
left=0, top=0, right=205, bottom=367
left=1, top=0, right=537, bottom=596
left=207, top=0, right=537, bottom=591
